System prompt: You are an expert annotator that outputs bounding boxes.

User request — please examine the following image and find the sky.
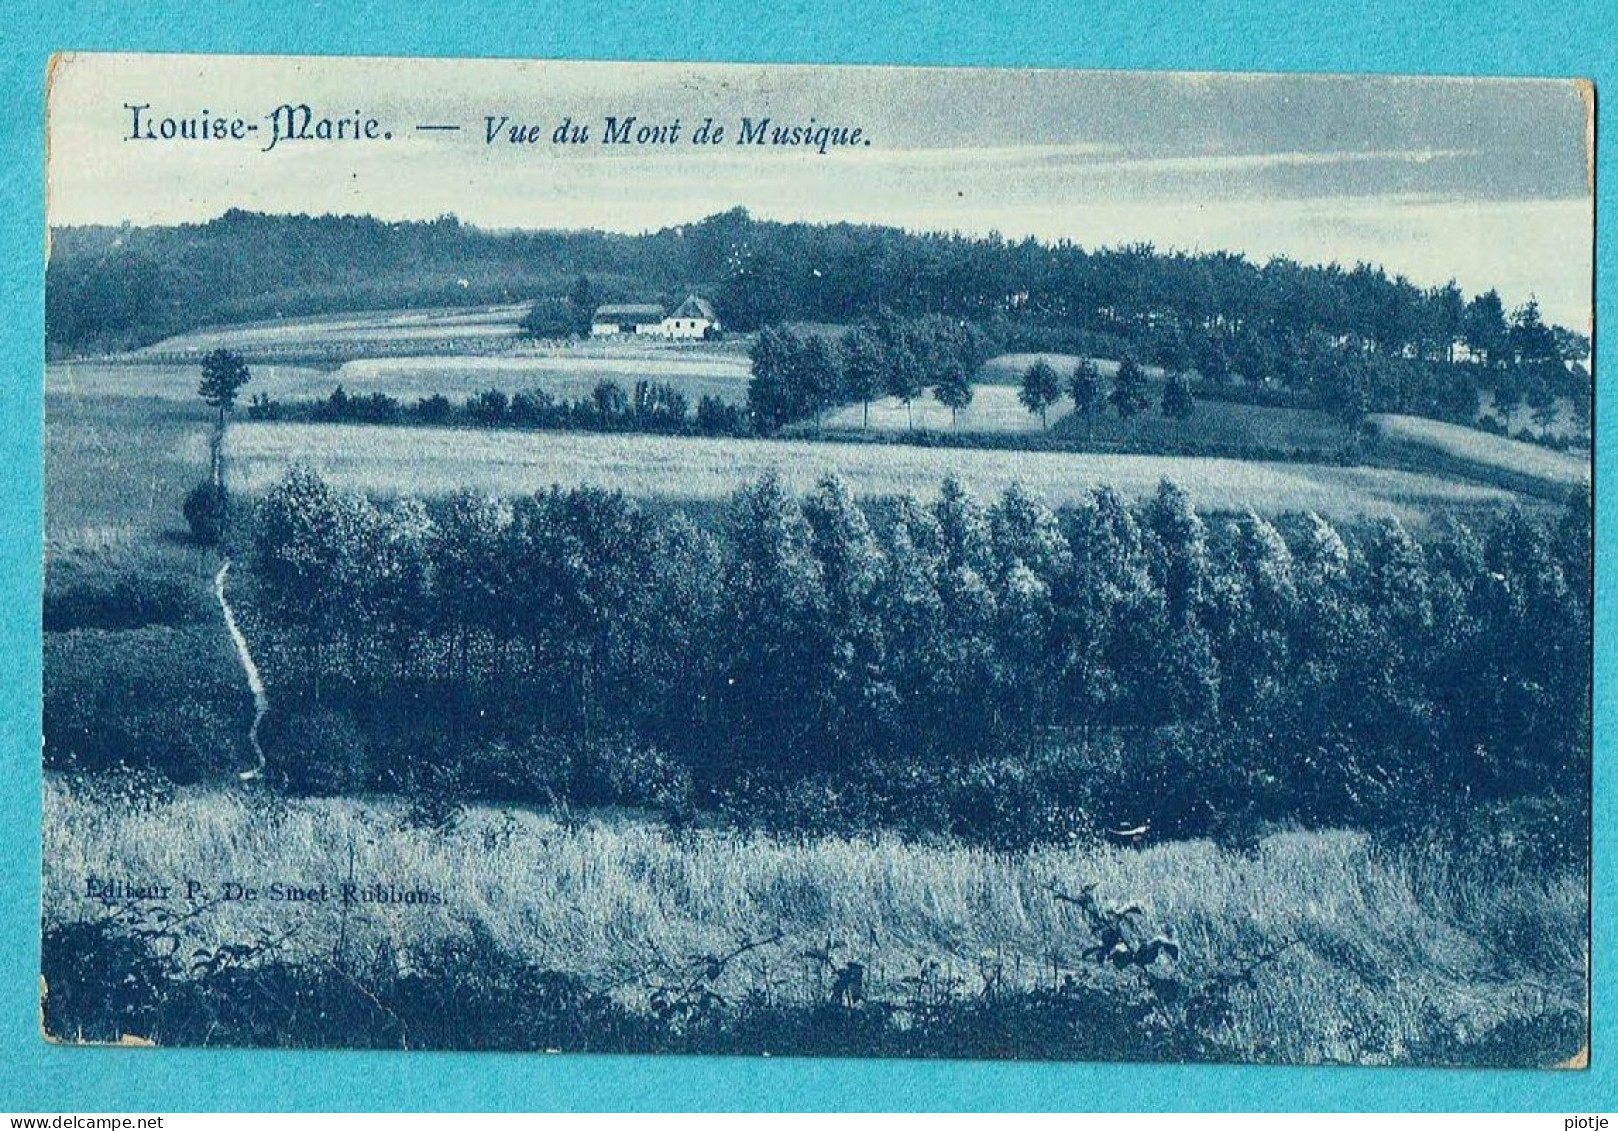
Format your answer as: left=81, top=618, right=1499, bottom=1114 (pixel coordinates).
left=47, top=54, right=1594, bottom=328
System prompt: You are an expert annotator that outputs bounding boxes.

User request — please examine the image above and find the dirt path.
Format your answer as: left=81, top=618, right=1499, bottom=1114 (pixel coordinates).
left=214, top=559, right=267, bottom=781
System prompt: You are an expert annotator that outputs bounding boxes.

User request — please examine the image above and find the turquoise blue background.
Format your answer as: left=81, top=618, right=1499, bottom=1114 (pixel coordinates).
left=0, top=0, right=1608, bottom=1111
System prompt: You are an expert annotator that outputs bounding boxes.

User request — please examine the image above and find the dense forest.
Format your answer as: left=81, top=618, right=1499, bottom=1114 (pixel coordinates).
left=45, top=466, right=1584, bottom=854
left=47, top=209, right=1588, bottom=383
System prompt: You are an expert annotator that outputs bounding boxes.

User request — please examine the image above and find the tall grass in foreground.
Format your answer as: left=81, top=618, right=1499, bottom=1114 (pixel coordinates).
left=42, top=777, right=1584, bottom=1063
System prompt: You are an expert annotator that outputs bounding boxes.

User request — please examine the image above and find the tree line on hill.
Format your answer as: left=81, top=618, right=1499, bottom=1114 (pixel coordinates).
left=749, top=318, right=1201, bottom=435
left=748, top=313, right=994, bottom=431
left=48, top=209, right=1588, bottom=445
left=234, top=466, right=1589, bottom=852
left=746, top=307, right=1586, bottom=445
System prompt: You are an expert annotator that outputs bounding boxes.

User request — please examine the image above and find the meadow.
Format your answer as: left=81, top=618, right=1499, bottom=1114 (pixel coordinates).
left=330, top=352, right=752, bottom=403
left=45, top=391, right=214, bottom=546
left=48, top=362, right=337, bottom=404
left=40, top=777, right=1585, bottom=1064
left=823, top=383, right=1353, bottom=457
left=50, top=351, right=752, bottom=407
left=43, top=388, right=218, bottom=627
left=126, top=304, right=529, bottom=359
left=1373, top=413, right=1590, bottom=488
left=223, top=420, right=1522, bottom=526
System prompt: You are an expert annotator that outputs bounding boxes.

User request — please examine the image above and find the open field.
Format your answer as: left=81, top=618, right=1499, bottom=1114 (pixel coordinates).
left=1374, top=413, right=1590, bottom=491
left=42, top=386, right=227, bottom=602
left=119, top=304, right=763, bottom=368
left=53, top=344, right=754, bottom=406
left=330, top=352, right=753, bottom=403
left=126, top=304, right=528, bottom=360
left=45, top=392, right=213, bottom=553
left=48, top=362, right=337, bottom=403
left=224, top=421, right=1523, bottom=526
left=42, top=777, right=1585, bottom=1064
left=826, top=386, right=1068, bottom=433
left=824, top=383, right=1351, bottom=455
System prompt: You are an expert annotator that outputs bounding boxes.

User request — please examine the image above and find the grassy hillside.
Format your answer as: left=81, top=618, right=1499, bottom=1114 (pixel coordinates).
left=44, top=390, right=220, bottom=629
left=824, top=380, right=1353, bottom=458
left=46, top=392, right=213, bottom=548
left=1373, top=413, right=1590, bottom=490
left=127, top=304, right=528, bottom=364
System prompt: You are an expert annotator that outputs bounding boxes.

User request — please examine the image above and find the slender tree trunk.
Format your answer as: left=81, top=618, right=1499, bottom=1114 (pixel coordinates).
left=209, top=411, right=225, bottom=489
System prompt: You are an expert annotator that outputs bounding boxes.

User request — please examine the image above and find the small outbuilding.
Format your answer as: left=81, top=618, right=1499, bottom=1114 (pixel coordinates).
left=591, top=303, right=666, bottom=336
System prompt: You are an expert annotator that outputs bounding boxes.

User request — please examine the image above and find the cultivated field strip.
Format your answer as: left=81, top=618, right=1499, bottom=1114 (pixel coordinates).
left=1372, top=413, right=1590, bottom=487
left=48, top=351, right=756, bottom=405
left=824, top=385, right=1071, bottom=433
left=129, top=304, right=530, bottom=356
left=224, top=421, right=1522, bottom=524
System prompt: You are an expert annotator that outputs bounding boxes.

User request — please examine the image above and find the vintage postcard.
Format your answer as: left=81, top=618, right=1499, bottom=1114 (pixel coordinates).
left=41, top=54, right=1593, bottom=1065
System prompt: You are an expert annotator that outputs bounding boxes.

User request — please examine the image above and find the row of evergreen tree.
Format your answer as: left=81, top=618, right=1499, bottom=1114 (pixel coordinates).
left=747, top=316, right=1191, bottom=435
left=246, top=467, right=1589, bottom=842
left=747, top=314, right=994, bottom=430
left=745, top=308, right=1586, bottom=439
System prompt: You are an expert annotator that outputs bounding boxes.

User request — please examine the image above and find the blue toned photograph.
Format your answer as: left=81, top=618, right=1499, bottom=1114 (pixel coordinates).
left=40, top=54, right=1592, bottom=1067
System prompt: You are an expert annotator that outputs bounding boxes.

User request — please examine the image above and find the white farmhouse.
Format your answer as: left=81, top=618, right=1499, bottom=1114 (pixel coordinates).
left=590, top=295, right=721, bottom=339
left=658, top=294, right=720, bottom=339
left=591, top=303, right=666, bottom=337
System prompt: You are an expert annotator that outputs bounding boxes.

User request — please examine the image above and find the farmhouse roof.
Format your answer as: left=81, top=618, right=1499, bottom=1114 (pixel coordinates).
left=670, top=294, right=717, bottom=321
left=594, top=303, right=665, bottom=321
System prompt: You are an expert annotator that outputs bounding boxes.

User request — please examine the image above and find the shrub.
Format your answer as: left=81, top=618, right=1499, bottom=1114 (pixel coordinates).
left=942, top=754, right=1092, bottom=850
left=696, top=395, right=743, bottom=435
left=732, top=771, right=877, bottom=840
left=569, top=735, right=692, bottom=813
left=266, top=706, right=371, bottom=795
left=182, top=479, right=228, bottom=545
left=43, top=626, right=250, bottom=781
left=458, top=735, right=571, bottom=806
left=414, top=394, right=452, bottom=423
left=246, top=392, right=282, bottom=421
left=44, top=567, right=210, bottom=631
left=1384, top=793, right=1589, bottom=877
left=41, top=918, right=172, bottom=1044
left=467, top=389, right=510, bottom=426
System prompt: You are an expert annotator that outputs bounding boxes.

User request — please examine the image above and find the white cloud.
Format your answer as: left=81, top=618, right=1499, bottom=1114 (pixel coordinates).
left=46, top=54, right=1592, bottom=328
